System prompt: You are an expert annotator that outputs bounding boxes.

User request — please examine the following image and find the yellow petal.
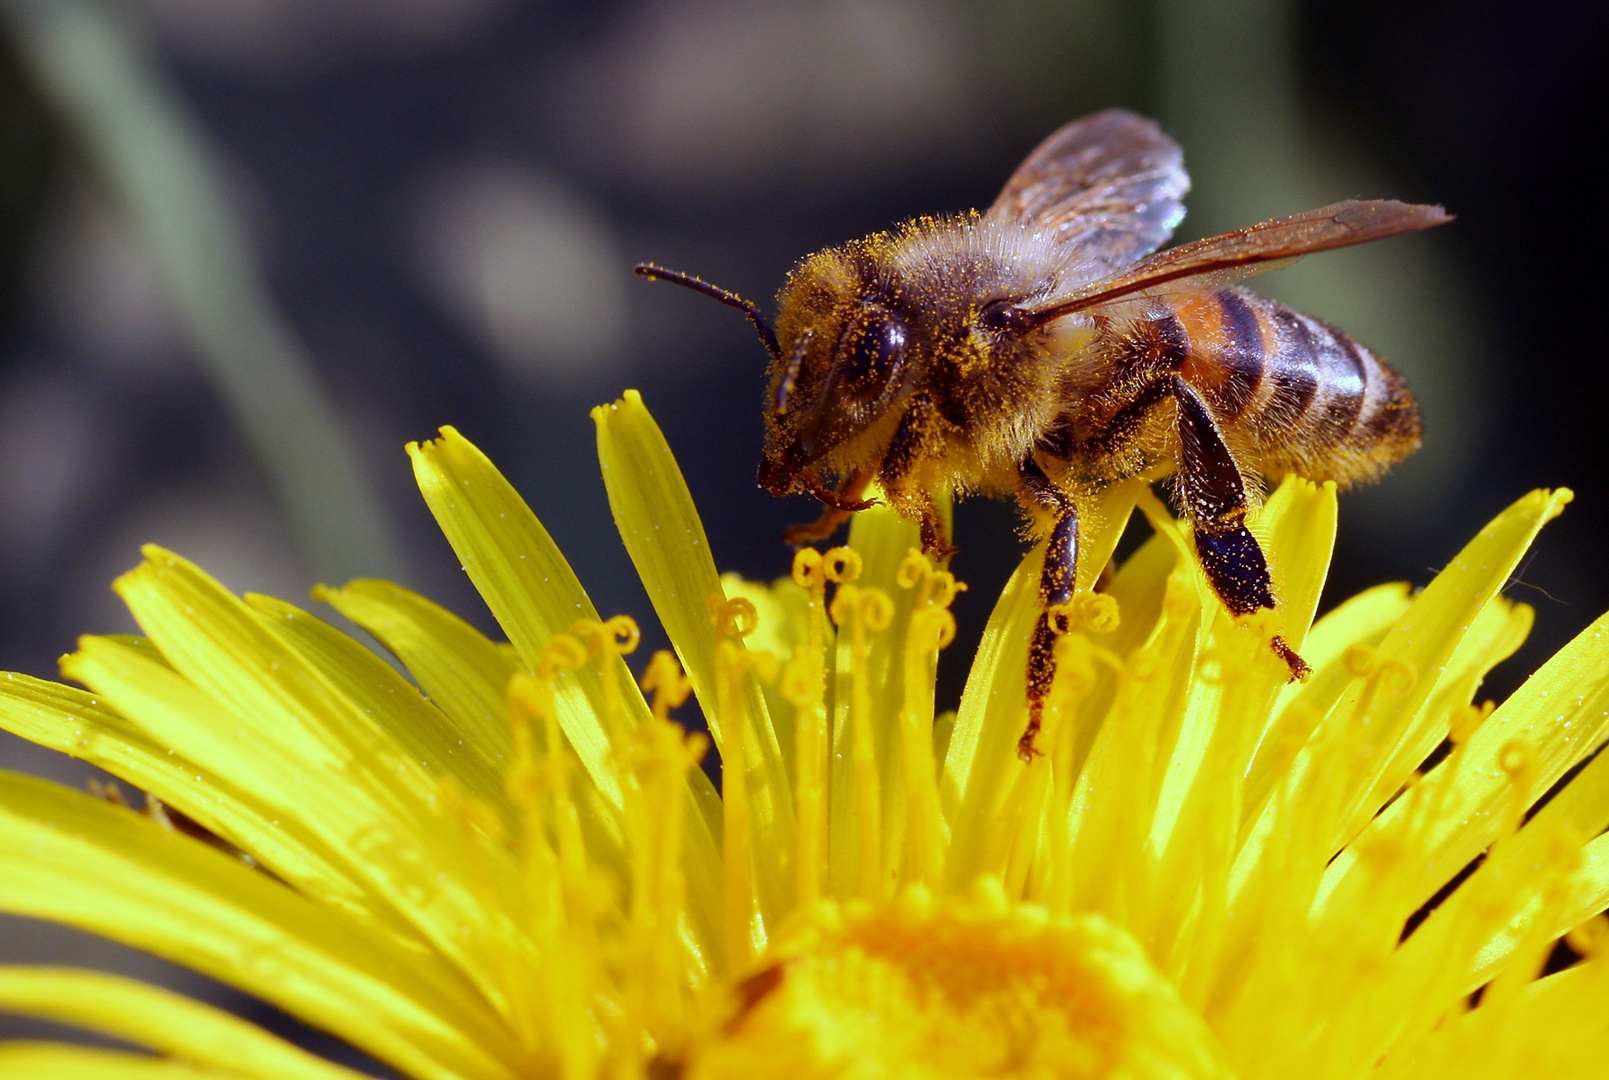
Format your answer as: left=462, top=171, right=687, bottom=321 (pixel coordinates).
left=1257, top=475, right=1338, bottom=648
left=1278, top=581, right=1413, bottom=703
left=594, top=390, right=794, bottom=933
left=1320, top=603, right=1609, bottom=924
left=1151, top=476, right=1337, bottom=862
left=939, top=543, right=1041, bottom=889
left=310, top=580, right=637, bottom=886
left=0, top=768, right=518, bottom=1080
left=1460, top=832, right=1609, bottom=990
left=407, top=426, right=631, bottom=808
left=82, top=552, right=523, bottom=985
left=720, top=570, right=811, bottom=781
left=111, top=547, right=439, bottom=809
left=1354, top=832, right=1609, bottom=1079
left=1395, top=723, right=1609, bottom=996
left=1063, top=572, right=1205, bottom=922
left=592, top=392, right=784, bottom=759
left=1374, top=955, right=1609, bottom=1078
left=0, top=671, right=377, bottom=927
left=1365, top=595, right=1532, bottom=823
left=247, top=592, right=509, bottom=808
left=1100, top=529, right=1179, bottom=656
left=0, top=1043, right=244, bottom=1079
left=1327, top=488, right=1573, bottom=851
left=0, top=966, right=366, bottom=1080
left=409, top=424, right=726, bottom=967
left=314, top=578, right=517, bottom=764
left=1249, top=582, right=1413, bottom=814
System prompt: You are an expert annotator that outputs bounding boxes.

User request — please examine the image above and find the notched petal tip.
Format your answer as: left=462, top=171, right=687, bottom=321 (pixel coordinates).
left=591, top=388, right=646, bottom=426
left=110, top=544, right=185, bottom=601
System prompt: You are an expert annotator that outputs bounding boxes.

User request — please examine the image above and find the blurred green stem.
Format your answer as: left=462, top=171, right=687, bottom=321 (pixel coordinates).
left=2, top=0, right=405, bottom=585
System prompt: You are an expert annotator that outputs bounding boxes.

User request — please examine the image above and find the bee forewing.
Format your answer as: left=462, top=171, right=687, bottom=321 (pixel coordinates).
left=1028, top=199, right=1452, bottom=321
left=986, top=108, right=1189, bottom=277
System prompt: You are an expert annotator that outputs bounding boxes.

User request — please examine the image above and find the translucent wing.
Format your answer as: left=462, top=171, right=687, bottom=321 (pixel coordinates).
left=986, top=109, right=1189, bottom=275
left=1024, top=199, right=1453, bottom=324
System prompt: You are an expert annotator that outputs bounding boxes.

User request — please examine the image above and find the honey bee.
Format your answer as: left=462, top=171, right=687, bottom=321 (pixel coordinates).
left=637, top=109, right=1449, bottom=758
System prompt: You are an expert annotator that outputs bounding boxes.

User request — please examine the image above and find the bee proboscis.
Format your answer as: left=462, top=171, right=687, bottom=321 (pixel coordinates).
left=638, top=109, right=1449, bottom=759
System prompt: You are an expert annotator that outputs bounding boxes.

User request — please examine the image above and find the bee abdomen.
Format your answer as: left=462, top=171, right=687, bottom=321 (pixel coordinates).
left=1175, top=288, right=1420, bottom=483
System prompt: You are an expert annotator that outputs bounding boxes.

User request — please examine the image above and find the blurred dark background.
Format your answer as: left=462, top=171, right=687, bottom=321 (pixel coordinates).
left=1, top=0, right=1606, bottom=766
left=0, top=0, right=1604, bottom=1070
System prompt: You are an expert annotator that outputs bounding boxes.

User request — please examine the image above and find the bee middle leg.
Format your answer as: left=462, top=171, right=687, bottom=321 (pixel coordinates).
left=1017, top=456, right=1080, bottom=760
left=1171, top=377, right=1311, bottom=681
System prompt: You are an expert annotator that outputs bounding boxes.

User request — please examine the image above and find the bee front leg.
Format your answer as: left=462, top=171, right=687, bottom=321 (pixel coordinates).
left=782, top=470, right=875, bottom=546
left=880, top=392, right=955, bottom=559
left=1171, top=378, right=1311, bottom=681
left=1017, top=457, right=1079, bottom=760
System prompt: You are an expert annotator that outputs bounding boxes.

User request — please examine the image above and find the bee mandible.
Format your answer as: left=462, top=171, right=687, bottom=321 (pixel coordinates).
left=637, top=109, right=1450, bottom=759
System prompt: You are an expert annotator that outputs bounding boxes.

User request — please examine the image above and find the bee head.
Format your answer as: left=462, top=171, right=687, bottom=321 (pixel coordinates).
left=759, top=247, right=914, bottom=496
left=632, top=250, right=916, bottom=502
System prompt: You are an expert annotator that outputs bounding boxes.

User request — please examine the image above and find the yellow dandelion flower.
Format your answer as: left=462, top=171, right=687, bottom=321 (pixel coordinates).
left=2, top=388, right=1608, bottom=1079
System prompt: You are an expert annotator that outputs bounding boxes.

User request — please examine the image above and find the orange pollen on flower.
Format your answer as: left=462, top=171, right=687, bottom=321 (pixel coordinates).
left=685, top=881, right=1233, bottom=1080
left=1047, top=592, right=1121, bottom=637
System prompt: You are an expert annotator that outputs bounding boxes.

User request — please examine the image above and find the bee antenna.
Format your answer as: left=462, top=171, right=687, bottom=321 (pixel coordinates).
left=634, top=263, right=782, bottom=361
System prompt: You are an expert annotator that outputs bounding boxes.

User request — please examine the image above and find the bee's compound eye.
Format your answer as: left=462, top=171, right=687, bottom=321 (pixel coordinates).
left=835, top=311, right=908, bottom=392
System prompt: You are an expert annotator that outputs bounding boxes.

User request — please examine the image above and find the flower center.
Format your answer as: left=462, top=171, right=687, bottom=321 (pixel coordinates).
left=686, top=881, right=1234, bottom=1080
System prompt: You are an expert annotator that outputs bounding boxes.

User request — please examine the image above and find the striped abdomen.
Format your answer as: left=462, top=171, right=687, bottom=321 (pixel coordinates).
left=1170, top=287, right=1421, bottom=486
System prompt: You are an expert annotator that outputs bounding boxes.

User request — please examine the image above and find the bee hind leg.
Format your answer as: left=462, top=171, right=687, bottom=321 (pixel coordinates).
left=1017, top=457, right=1080, bottom=761
left=1172, top=378, right=1312, bottom=682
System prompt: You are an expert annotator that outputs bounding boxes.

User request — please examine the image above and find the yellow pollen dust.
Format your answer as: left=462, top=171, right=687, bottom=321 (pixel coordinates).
left=688, top=881, right=1233, bottom=1080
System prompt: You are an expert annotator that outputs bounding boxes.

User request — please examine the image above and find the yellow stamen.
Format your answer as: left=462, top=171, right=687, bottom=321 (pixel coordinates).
left=712, top=597, right=761, bottom=971
left=641, top=650, right=694, bottom=725
left=509, top=639, right=598, bottom=1080
left=787, top=549, right=834, bottom=908
left=829, top=561, right=892, bottom=902
left=894, top=550, right=963, bottom=888
left=569, top=615, right=643, bottom=750
left=1004, top=632, right=1098, bottom=901
left=631, top=650, right=707, bottom=1057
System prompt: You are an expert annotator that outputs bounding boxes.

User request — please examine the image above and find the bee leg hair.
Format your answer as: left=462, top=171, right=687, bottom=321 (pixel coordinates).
left=1076, top=375, right=1176, bottom=458
left=1171, top=378, right=1311, bottom=681
left=912, top=494, right=954, bottom=561
left=1017, top=456, right=1080, bottom=760
left=879, top=392, right=956, bottom=559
